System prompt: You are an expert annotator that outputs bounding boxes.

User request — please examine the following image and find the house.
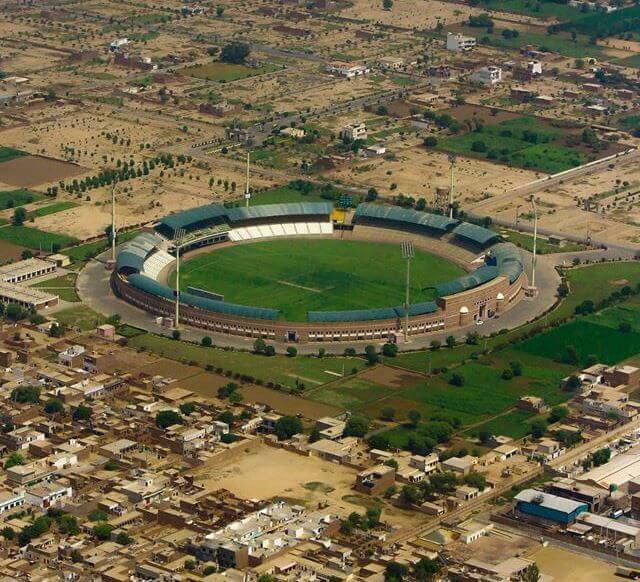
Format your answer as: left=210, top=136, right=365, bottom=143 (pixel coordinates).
left=308, top=438, right=355, bottom=463
left=199, top=101, right=236, bottom=117
left=365, top=144, right=386, bottom=157
left=410, top=453, right=438, bottom=474
left=315, top=417, right=346, bottom=440
left=441, top=455, right=477, bottom=476
left=534, top=95, right=555, bottom=107
left=25, top=480, right=72, bottom=508
left=340, top=122, right=367, bottom=142
left=494, top=444, right=519, bottom=462
left=471, top=66, right=502, bottom=86
left=446, top=32, right=476, bottom=53
left=455, top=519, right=493, bottom=544
left=109, top=38, right=129, bottom=52
left=456, top=485, right=479, bottom=502
left=280, top=127, right=306, bottom=139
left=518, top=396, right=549, bottom=414
left=354, top=465, right=395, bottom=496
left=602, top=365, right=640, bottom=389
left=378, top=57, right=404, bottom=71
left=326, top=62, right=370, bottom=78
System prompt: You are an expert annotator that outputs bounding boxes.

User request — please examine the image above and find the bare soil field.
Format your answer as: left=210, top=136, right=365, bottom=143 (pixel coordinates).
left=331, top=143, right=538, bottom=202
left=239, top=384, right=342, bottom=419
left=0, top=156, right=86, bottom=188
left=0, top=239, right=27, bottom=262
left=174, top=371, right=231, bottom=394
left=197, top=443, right=422, bottom=527
left=359, top=365, right=422, bottom=389
left=528, top=545, right=619, bottom=581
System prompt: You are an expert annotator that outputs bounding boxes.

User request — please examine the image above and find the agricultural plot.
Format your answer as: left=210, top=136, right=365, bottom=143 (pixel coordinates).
left=173, top=239, right=465, bottom=321
left=438, top=116, right=584, bottom=174
left=0, top=225, right=78, bottom=250
left=127, top=333, right=365, bottom=391
left=306, top=377, right=395, bottom=411
left=561, top=5, right=640, bottom=38
left=28, top=202, right=78, bottom=220
left=464, top=410, right=537, bottom=441
left=179, top=62, right=280, bottom=82
left=0, top=189, right=42, bottom=210
left=0, top=146, right=26, bottom=164
left=482, top=0, right=582, bottom=20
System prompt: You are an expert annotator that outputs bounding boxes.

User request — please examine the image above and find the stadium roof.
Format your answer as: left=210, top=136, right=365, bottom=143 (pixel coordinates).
left=486, top=242, right=524, bottom=284
left=127, top=274, right=280, bottom=321
left=158, top=204, right=228, bottom=233
left=115, top=233, right=163, bottom=272
left=308, top=306, right=399, bottom=323
left=394, top=301, right=439, bottom=317
left=355, top=203, right=459, bottom=232
left=452, top=222, right=500, bottom=246
left=226, top=202, right=333, bottom=222
left=435, top=265, right=499, bottom=297
left=158, top=202, right=333, bottom=234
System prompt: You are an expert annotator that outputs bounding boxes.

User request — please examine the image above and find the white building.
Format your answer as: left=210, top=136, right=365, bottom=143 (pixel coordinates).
left=326, top=62, right=370, bottom=78
left=340, top=122, right=367, bottom=142
left=0, top=490, right=24, bottom=514
left=25, top=481, right=72, bottom=508
left=446, top=32, right=476, bottom=53
left=58, top=345, right=86, bottom=367
left=471, top=66, right=502, bottom=86
left=109, top=38, right=129, bottom=52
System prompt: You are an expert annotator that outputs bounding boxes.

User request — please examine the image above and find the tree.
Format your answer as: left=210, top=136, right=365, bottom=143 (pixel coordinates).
left=530, top=419, right=547, bottom=439
left=464, top=472, right=487, bottom=491
left=1, top=526, right=15, bottom=540
left=564, top=345, right=579, bottom=365
left=383, top=0, right=393, bottom=9
left=4, top=452, right=24, bottom=469
left=344, top=415, right=370, bottom=437
left=549, top=405, right=568, bottom=424
left=275, top=416, right=303, bottom=440
left=522, top=563, right=540, bottom=582
left=201, top=336, right=212, bottom=347
left=414, top=557, right=441, bottom=581
left=115, top=532, right=133, bottom=545
left=619, top=321, right=632, bottom=333
left=216, top=5, right=225, bottom=17
left=93, top=523, right=113, bottom=541
left=89, top=509, right=108, bottom=522
left=449, top=373, right=464, bottom=387
left=155, top=410, right=183, bottom=429
left=179, top=402, right=196, bottom=415
left=11, top=385, right=40, bottom=404
left=366, top=506, right=382, bottom=527
left=220, top=42, right=250, bottom=64
left=218, top=410, right=234, bottom=426
left=286, top=346, right=298, bottom=358
left=12, top=207, right=26, bottom=226
left=382, top=342, right=398, bottom=357
left=57, top=514, right=79, bottom=535
left=265, top=345, right=276, bottom=357
left=44, top=398, right=64, bottom=415
left=565, top=375, right=581, bottom=391
left=408, top=409, right=421, bottom=428
left=364, top=344, right=379, bottom=365
left=73, top=404, right=93, bottom=422
left=253, top=338, right=267, bottom=354
left=400, top=485, right=419, bottom=505
left=445, top=335, right=456, bottom=348
left=380, top=406, right=395, bottom=421
left=423, top=136, right=438, bottom=147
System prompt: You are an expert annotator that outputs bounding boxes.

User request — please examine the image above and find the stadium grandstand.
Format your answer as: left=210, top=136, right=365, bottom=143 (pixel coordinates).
left=112, top=201, right=527, bottom=343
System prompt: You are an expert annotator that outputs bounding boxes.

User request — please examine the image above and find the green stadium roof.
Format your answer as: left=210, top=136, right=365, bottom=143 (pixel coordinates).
left=394, top=301, right=439, bottom=317
left=486, top=242, right=524, bottom=283
left=355, top=203, right=459, bottom=232
left=158, top=202, right=333, bottom=235
left=435, top=265, right=499, bottom=297
left=308, top=306, right=399, bottom=322
left=127, top=273, right=280, bottom=320
left=452, top=223, right=500, bottom=246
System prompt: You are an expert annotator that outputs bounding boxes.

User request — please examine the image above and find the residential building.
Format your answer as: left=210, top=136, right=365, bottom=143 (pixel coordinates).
left=446, top=32, right=476, bottom=53
left=340, top=122, right=367, bottom=142
left=326, top=62, right=370, bottom=78
left=354, top=465, right=395, bottom=496
left=471, top=66, right=502, bottom=86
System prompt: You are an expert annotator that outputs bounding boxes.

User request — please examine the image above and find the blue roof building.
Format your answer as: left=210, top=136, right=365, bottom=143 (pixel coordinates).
left=515, top=489, right=588, bottom=525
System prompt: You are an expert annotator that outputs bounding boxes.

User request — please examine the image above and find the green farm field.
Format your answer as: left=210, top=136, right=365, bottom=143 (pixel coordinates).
left=0, top=189, right=42, bottom=210
left=482, top=0, right=582, bottom=20
left=0, top=225, right=78, bottom=250
left=27, top=201, right=78, bottom=219
left=0, top=146, right=26, bottom=164
left=179, top=62, right=279, bottom=82
left=438, top=116, right=584, bottom=174
left=173, top=239, right=465, bottom=321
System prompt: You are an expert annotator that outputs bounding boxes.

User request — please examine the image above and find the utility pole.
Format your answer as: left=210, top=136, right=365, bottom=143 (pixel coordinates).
left=245, top=152, right=251, bottom=208
left=530, top=195, right=538, bottom=289
left=448, top=154, right=456, bottom=219
left=111, top=180, right=118, bottom=263
left=401, top=240, right=414, bottom=343
left=173, top=228, right=185, bottom=329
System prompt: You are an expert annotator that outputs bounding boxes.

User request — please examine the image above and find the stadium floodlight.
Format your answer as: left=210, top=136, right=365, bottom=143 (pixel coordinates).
left=245, top=152, right=251, bottom=208
left=529, top=195, right=537, bottom=289
left=174, top=228, right=186, bottom=329
left=110, top=179, right=118, bottom=263
left=448, top=153, right=456, bottom=220
left=401, top=240, right=414, bottom=343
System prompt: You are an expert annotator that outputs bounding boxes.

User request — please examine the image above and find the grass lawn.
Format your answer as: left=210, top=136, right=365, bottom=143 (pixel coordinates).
left=27, top=201, right=78, bottom=220
left=250, top=185, right=329, bottom=205
left=0, top=189, right=43, bottom=210
left=0, top=146, right=26, bottom=164
left=172, top=239, right=465, bottom=321
left=32, top=273, right=79, bottom=302
left=179, top=62, right=280, bottom=82
left=54, top=305, right=105, bottom=331
left=306, top=377, right=394, bottom=410
left=464, top=409, right=537, bottom=440
left=438, top=116, right=583, bottom=174
left=0, top=225, right=78, bottom=250
left=499, top=228, right=588, bottom=254
left=127, top=333, right=365, bottom=390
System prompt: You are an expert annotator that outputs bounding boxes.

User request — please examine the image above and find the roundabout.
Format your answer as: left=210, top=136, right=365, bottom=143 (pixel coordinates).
left=109, top=201, right=528, bottom=345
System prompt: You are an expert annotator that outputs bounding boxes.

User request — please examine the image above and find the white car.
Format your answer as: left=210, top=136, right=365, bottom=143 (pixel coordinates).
left=475, top=320, right=484, bottom=326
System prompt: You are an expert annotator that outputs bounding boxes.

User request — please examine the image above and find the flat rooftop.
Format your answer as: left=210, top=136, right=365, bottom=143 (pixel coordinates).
left=0, top=258, right=54, bottom=279
left=0, top=281, right=58, bottom=305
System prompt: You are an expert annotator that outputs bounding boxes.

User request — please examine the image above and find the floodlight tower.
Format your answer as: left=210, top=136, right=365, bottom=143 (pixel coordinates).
left=245, top=152, right=251, bottom=208
left=401, top=240, right=414, bottom=343
left=529, top=195, right=538, bottom=289
left=110, top=179, right=118, bottom=263
left=448, top=153, right=456, bottom=219
left=173, top=228, right=185, bottom=329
